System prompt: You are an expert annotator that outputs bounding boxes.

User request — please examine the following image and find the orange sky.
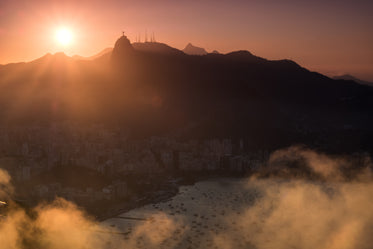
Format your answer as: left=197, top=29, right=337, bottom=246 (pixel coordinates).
left=0, top=0, right=372, bottom=81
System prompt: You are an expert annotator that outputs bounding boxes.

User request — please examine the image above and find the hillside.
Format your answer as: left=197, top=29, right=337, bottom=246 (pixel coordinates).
left=183, top=43, right=208, bottom=55
left=0, top=35, right=372, bottom=152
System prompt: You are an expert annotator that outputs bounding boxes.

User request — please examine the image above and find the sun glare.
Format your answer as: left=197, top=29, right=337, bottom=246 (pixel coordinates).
left=56, top=28, right=73, bottom=46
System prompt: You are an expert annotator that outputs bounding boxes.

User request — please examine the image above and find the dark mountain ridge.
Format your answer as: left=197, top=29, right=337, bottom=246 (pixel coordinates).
left=333, top=74, right=373, bottom=86
left=0, top=36, right=372, bottom=152
left=182, top=43, right=208, bottom=55
left=72, top=47, right=113, bottom=61
left=132, top=42, right=184, bottom=56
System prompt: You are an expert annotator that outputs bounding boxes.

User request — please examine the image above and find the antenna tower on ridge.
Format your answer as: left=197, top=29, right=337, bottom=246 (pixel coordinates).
left=151, top=32, right=156, bottom=42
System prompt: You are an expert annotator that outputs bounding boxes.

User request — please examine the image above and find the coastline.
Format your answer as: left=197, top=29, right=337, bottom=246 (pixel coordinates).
left=96, top=173, right=243, bottom=222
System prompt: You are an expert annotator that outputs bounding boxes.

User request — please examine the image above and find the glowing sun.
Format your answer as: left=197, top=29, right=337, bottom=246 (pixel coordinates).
left=56, top=28, right=73, bottom=45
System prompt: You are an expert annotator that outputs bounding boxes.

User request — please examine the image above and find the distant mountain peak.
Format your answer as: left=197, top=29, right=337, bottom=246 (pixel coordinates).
left=40, top=52, right=68, bottom=59
left=114, top=35, right=133, bottom=49
left=54, top=52, right=68, bottom=58
left=333, top=74, right=373, bottom=86
left=111, top=35, right=135, bottom=61
left=183, top=43, right=208, bottom=55
left=72, top=48, right=113, bottom=61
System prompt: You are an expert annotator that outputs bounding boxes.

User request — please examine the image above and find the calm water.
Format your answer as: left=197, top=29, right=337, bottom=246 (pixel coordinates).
left=100, top=178, right=373, bottom=249
left=102, top=178, right=260, bottom=249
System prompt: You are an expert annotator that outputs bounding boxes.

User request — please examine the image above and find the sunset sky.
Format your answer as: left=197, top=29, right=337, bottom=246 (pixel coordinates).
left=0, top=0, right=372, bottom=81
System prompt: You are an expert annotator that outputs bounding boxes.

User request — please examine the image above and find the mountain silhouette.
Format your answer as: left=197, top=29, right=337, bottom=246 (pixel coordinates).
left=72, top=48, right=113, bottom=61
left=333, top=74, right=373, bottom=86
left=0, top=36, right=372, bottom=152
left=182, top=43, right=208, bottom=55
left=111, top=35, right=135, bottom=62
left=132, top=42, right=184, bottom=56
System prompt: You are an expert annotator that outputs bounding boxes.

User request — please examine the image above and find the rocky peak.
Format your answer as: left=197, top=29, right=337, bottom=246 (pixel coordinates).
left=111, top=35, right=135, bottom=61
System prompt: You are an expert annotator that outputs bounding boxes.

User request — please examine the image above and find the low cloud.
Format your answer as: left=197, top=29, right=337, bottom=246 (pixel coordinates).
left=215, top=179, right=373, bottom=249
left=0, top=197, right=183, bottom=249
left=0, top=146, right=372, bottom=249
left=212, top=146, right=373, bottom=249
left=0, top=168, right=12, bottom=199
left=265, top=145, right=372, bottom=181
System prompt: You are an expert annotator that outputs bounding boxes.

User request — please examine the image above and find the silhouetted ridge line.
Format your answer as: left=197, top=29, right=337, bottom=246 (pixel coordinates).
left=111, top=35, right=135, bottom=62
left=0, top=35, right=371, bottom=153
left=132, top=42, right=184, bottom=56
left=183, top=43, right=208, bottom=55
left=72, top=48, right=113, bottom=61
left=333, top=74, right=373, bottom=86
